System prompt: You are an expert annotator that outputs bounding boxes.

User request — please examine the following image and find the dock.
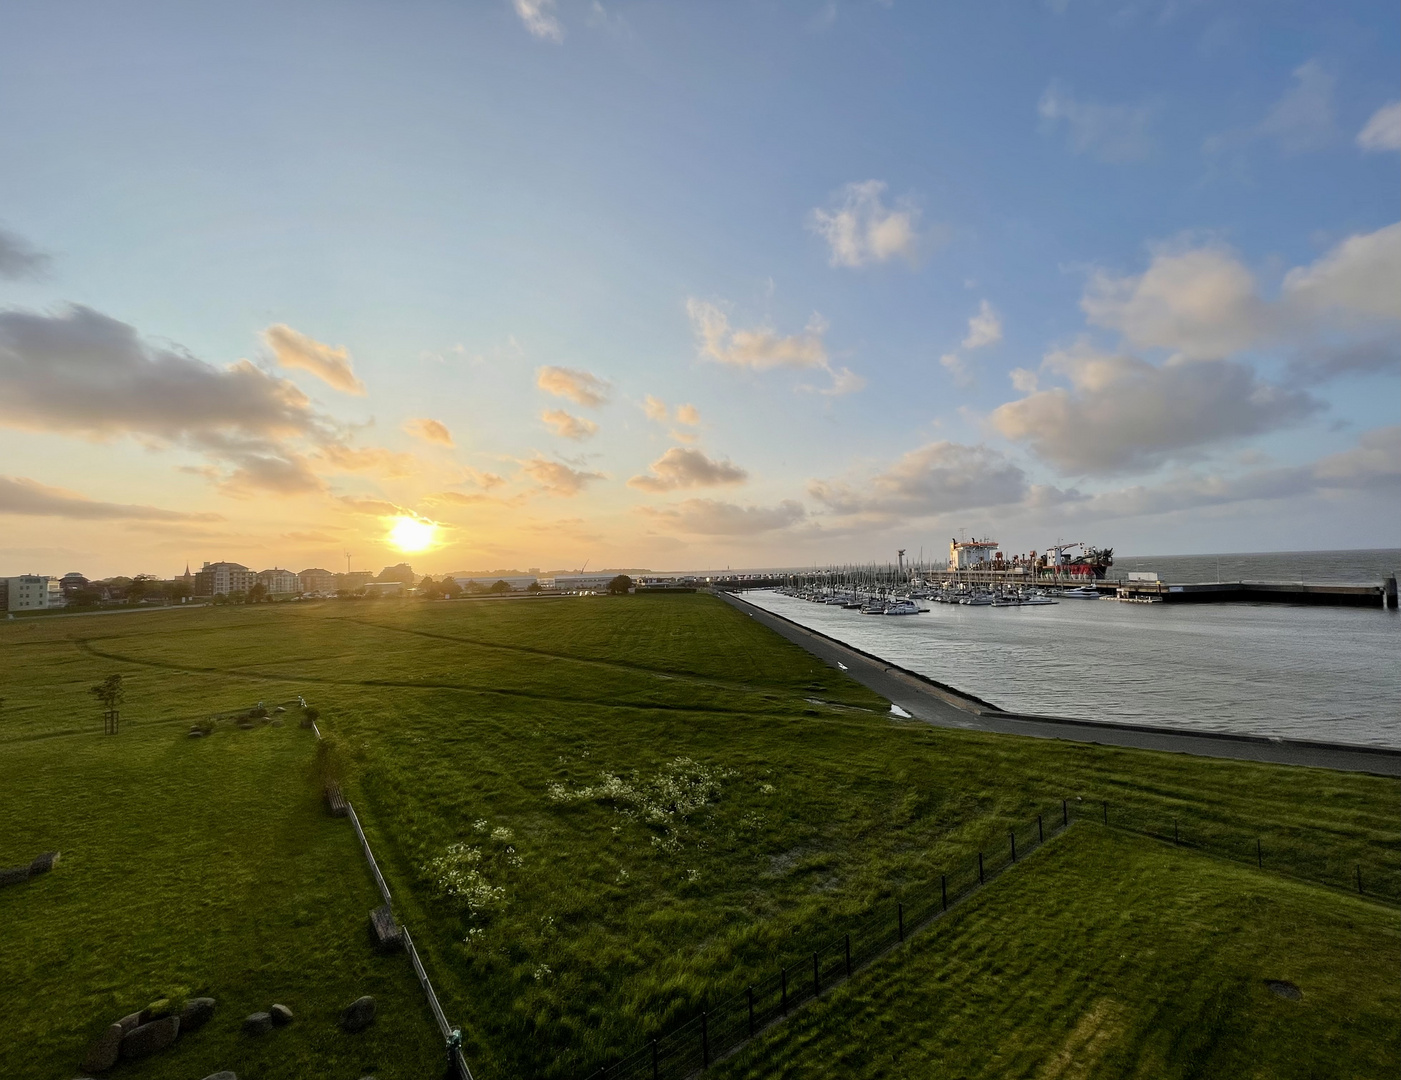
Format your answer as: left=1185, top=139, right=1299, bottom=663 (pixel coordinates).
left=1102, top=577, right=1397, bottom=608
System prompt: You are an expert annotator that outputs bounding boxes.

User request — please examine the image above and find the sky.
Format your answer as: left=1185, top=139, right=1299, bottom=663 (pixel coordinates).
left=0, top=0, right=1397, bottom=578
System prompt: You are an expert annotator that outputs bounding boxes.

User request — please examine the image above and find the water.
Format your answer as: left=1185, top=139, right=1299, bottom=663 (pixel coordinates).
left=741, top=550, right=1401, bottom=749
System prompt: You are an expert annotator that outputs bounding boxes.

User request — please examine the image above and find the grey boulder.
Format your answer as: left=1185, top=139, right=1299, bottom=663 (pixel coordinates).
left=81, top=1022, right=123, bottom=1073
left=339, top=995, right=376, bottom=1033
left=202, top=1073, right=238, bottom=1080
left=116, top=1011, right=143, bottom=1033
left=119, top=1015, right=180, bottom=1060
left=242, top=1011, right=274, bottom=1035
left=180, top=996, right=216, bottom=1031
left=270, top=1003, right=294, bottom=1026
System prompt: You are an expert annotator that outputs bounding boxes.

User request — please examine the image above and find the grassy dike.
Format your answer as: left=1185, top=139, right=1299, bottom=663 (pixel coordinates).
left=1, top=593, right=1396, bottom=1078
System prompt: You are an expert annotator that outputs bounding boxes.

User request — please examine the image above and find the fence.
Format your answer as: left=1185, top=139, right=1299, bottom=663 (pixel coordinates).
left=308, top=713, right=476, bottom=1079
left=582, top=802, right=1070, bottom=1080
left=1094, top=798, right=1401, bottom=905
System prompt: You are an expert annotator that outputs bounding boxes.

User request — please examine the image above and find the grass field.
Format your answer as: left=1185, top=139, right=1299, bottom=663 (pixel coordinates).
left=1, top=593, right=1397, bottom=1078
left=717, top=824, right=1401, bottom=1079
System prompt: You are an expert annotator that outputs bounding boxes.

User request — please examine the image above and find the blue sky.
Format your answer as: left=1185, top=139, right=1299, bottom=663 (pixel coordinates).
left=0, top=0, right=1397, bottom=576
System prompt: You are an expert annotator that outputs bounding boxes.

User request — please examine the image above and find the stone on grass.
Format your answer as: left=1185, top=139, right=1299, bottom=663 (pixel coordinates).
left=271, top=719, right=284, bottom=727
left=180, top=997, right=216, bottom=1031
left=0, top=865, right=29, bottom=887
left=82, top=1022, right=124, bottom=1073
left=242, top=1011, right=273, bottom=1036
left=29, top=850, right=59, bottom=874
left=188, top=729, right=205, bottom=738
left=119, top=1015, right=180, bottom=1060
left=201, top=1072, right=238, bottom=1080
left=269, top=1003, right=294, bottom=1026
left=139, top=998, right=172, bottom=1024
left=339, top=995, right=376, bottom=1033
left=116, top=1012, right=143, bottom=1033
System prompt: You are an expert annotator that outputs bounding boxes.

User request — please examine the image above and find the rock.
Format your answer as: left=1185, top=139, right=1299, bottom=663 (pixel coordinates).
left=0, top=865, right=29, bottom=887
left=339, top=995, right=376, bottom=1033
left=180, top=997, right=216, bottom=1031
left=116, top=1012, right=143, bottom=1033
left=139, top=998, right=172, bottom=1024
left=82, top=1022, right=123, bottom=1072
left=29, top=850, right=59, bottom=874
left=119, top=1015, right=180, bottom=1060
left=201, top=1073, right=238, bottom=1080
left=275, top=705, right=287, bottom=712
left=188, top=729, right=205, bottom=738
left=269, top=1003, right=294, bottom=1026
left=271, top=719, right=284, bottom=727
left=242, top=1011, right=273, bottom=1036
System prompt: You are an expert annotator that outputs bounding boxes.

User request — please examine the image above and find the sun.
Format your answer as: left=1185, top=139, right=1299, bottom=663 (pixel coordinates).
left=387, top=515, right=437, bottom=553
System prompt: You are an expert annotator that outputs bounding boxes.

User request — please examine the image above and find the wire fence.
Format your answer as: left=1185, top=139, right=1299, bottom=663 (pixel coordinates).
left=582, top=802, right=1069, bottom=1080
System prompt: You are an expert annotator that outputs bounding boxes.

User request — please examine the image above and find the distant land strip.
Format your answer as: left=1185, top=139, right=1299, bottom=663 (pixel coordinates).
left=721, top=591, right=1401, bottom=778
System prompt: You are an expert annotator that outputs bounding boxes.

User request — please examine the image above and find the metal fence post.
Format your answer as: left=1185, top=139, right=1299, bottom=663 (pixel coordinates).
left=898, top=902, right=904, bottom=942
left=1062, top=799, right=1068, bottom=827
left=1010, top=829, right=1017, bottom=862
left=1037, top=815, right=1043, bottom=843
left=651, top=1038, right=659, bottom=1080
left=1356, top=865, right=1363, bottom=894
left=1173, top=820, right=1179, bottom=845
left=978, top=851, right=984, bottom=885
left=1102, top=801, right=1108, bottom=825
left=701, top=1010, right=709, bottom=1067
left=781, top=967, right=788, bottom=1015
left=941, top=874, right=947, bottom=911
left=747, top=985, right=754, bottom=1035
left=813, top=951, right=820, bottom=995
left=1256, top=838, right=1262, bottom=869
left=844, top=933, right=851, bottom=977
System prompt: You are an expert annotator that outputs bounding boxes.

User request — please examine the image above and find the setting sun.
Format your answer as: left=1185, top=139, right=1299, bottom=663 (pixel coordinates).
left=387, top=515, right=437, bottom=553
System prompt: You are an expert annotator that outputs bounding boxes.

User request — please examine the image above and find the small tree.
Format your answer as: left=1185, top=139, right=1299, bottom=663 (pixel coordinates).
left=90, top=674, right=125, bottom=735
left=248, top=582, right=268, bottom=603
left=489, top=579, right=512, bottom=594
left=442, top=577, right=462, bottom=598
left=607, top=574, right=633, bottom=595
left=527, top=581, right=543, bottom=593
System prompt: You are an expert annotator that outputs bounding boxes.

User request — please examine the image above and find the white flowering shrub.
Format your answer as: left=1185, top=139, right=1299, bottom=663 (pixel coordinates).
left=424, top=842, right=506, bottom=916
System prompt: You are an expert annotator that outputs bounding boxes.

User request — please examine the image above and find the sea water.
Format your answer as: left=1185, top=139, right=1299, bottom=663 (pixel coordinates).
left=741, top=549, right=1401, bottom=749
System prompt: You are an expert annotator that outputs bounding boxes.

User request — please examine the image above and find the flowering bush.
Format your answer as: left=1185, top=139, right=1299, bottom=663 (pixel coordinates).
left=548, top=756, right=733, bottom=853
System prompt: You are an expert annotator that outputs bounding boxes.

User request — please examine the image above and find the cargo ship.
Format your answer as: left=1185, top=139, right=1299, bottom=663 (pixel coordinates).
left=950, top=538, right=1114, bottom=581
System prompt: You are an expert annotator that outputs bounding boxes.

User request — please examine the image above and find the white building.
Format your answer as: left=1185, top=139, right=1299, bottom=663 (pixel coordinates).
left=2, top=575, right=62, bottom=612
left=194, top=561, right=258, bottom=597
left=298, top=568, right=337, bottom=595
left=551, top=573, right=620, bottom=592
left=454, top=575, right=539, bottom=592
left=949, top=538, right=1000, bottom=570
left=257, top=567, right=301, bottom=594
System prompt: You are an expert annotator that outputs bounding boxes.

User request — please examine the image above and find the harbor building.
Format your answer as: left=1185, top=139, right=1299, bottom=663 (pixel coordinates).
left=1, top=574, right=63, bottom=612
left=298, top=568, right=337, bottom=595
left=949, top=538, right=1000, bottom=571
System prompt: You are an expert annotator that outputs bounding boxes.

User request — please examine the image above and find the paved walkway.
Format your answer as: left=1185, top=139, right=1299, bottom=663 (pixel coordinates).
left=721, top=591, right=1401, bottom=777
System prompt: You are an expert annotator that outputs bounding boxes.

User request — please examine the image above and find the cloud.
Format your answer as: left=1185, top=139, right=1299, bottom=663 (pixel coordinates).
left=537, top=365, right=610, bottom=406
left=1284, top=339, right=1400, bottom=386
left=1256, top=60, right=1335, bottom=154
left=521, top=456, right=606, bottom=496
left=674, top=403, right=700, bottom=426
left=404, top=417, right=455, bottom=447
left=643, top=395, right=668, bottom=422
left=1281, top=222, right=1401, bottom=321
left=314, top=443, right=419, bottom=478
left=336, top=495, right=411, bottom=516
left=940, top=352, right=973, bottom=387
left=1357, top=101, right=1401, bottom=152
left=809, top=441, right=1030, bottom=520
left=512, top=0, right=563, bottom=42
left=628, top=447, right=748, bottom=492
left=989, top=343, right=1318, bottom=475
left=809, top=181, right=925, bottom=268
left=687, top=300, right=828, bottom=370
left=542, top=408, right=599, bottom=440
left=263, top=323, right=366, bottom=395
left=638, top=498, right=806, bottom=536
left=459, top=466, right=507, bottom=490
left=0, top=303, right=342, bottom=495
left=0, top=226, right=48, bottom=280
left=1037, top=81, right=1154, bottom=162
left=962, top=300, right=1003, bottom=349
left=0, top=475, right=224, bottom=522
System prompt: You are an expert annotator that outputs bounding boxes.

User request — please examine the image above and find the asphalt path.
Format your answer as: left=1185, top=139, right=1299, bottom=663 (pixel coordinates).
left=720, top=591, right=1401, bottom=778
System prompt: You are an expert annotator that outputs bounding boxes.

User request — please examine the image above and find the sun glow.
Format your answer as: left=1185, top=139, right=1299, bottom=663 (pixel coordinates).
left=387, top=515, right=437, bottom=553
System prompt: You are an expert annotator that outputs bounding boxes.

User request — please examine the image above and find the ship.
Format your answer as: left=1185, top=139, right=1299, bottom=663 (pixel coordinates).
left=949, top=538, right=1114, bottom=580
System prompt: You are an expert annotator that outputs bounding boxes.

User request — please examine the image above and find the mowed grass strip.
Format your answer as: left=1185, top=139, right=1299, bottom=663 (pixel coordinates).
left=2, top=594, right=1397, bottom=1079
left=0, top=719, right=441, bottom=1080
left=715, top=824, right=1401, bottom=1080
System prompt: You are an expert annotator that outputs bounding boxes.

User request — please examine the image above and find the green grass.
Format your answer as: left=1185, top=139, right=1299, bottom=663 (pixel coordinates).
left=717, top=824, right=1401, bottom=1079
left=1, top=594, right=1397, bottom=1079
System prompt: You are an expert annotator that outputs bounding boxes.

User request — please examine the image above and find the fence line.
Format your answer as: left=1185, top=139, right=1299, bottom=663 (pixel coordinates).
left=307, top=709, right=476, bottom=1080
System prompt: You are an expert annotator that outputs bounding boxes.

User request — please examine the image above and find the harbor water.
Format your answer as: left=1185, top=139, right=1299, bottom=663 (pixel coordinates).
left=742, top=549, right=1401, bottom=749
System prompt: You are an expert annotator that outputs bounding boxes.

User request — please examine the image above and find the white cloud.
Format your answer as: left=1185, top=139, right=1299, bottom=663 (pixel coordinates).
left=403, top=417, right=455, bottom=447
left=521, top=457, right=605, bottom=496
left=628, top=447, right=747, bottom=492
left=674, top=403, right=700, bottom=426
left=512, top=0, right=563, bottom=42
left=643, top=395, right=668, bottom=422
left=1282, top=222, right=1401, bottom=321
left=1357, top=101, right=1401, bottom=152
left=990, top=343, right=1318, bottom=475
left=1256, top=60, right=1335, bottom=154
left=1037, top=81, right=1154, bottom=162
left=809, top=441, right=1030, bottom=520
left=537, top=365, right=610, bottom=406
left=687, top=299, right=829, bottom=369
left=263, top=324, right=366, bottom=395
left=962, top=300, right=1003, bottom=349
left=0, top=475, right=224, bottom=522
left=812, top=366, right=867, bottom=396
left=541, top=408, right=599, bottom=440
left=809, top=181, right=924, bottom=268
left=940, top=352, right=972, bottom=387
left=638, top=498, right=806, bottom=536
left=0, top=225, right=48, bottom=280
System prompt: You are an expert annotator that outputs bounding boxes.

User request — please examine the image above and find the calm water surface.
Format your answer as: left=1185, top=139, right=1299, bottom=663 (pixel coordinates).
left=742, top=550, right=1401, bottom=749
